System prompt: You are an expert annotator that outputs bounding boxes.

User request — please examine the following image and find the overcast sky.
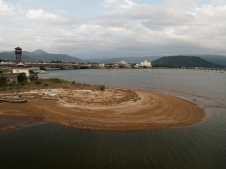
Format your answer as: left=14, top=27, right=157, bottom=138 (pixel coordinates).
left=1, top=0, right=226, bottom=59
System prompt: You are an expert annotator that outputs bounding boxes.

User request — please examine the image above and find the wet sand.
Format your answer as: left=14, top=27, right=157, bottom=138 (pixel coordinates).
left=0, top=116, right=40, bottom=133
left=0, top=87, right=205, bottom=131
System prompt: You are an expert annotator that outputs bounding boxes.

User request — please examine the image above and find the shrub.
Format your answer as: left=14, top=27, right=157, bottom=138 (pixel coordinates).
left=0, top=76, right=8, bottom=86
left=35, top=80, right=42, bottom=84
left=44, top=83, right=49, bottom=86
left=99, top=84, right=105, bottom=91
left=17, top=73, right=27, bottom=83
left=62, top=82, right=71, bottom=88
left=11, top=80, right=16, bottom=84
left=29, top=70, right=38, bottom=80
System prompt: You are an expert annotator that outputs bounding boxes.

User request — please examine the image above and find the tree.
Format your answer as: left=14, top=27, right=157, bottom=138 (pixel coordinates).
left=29, top=70, right=38, bottom=80
left=0, top=76, right=8, bottom=86
left=17, top=73, right=27, bottom=83
left=51, top=60, right=62, bottom=63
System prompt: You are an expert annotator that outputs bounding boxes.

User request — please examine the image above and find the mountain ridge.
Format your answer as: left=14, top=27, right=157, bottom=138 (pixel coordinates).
left=1, top=49, right=226, bottom=68
left=198, top=54, right=226, bottom=67
left=152, top=56, right=225, bottom=68
left=0, top=50, right=84, bottom=62
left=32, top=49, right=48, bottom=55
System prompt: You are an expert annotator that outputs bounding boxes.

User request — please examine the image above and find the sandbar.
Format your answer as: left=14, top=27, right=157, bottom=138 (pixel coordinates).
left=0, top=87, right=205, bottom=131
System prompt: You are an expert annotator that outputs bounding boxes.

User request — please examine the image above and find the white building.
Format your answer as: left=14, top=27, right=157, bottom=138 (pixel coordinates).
left=140, top=60, right=152, bottom=68
left=117, top=61, right=128, bottom=65
left=11, top=62, right=30, bottom=76
left=98, top=63, right=105, bottom=67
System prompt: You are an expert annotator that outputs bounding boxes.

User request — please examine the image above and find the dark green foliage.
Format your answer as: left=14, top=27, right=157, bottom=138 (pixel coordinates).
left=29, top=70, right=38, bottom=80
left=51, top=60, right=62, bottom=63
left=44, top=83, right=48, bottom=86
left=0, top=76, right=8, bottom=86
left=17, top=73, right=27, bottom=83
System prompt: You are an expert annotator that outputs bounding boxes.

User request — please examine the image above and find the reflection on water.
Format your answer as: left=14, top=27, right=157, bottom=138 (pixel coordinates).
left=0, top=69, right=226, bottom=169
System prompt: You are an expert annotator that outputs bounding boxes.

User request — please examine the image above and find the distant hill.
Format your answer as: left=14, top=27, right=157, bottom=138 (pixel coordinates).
left=2, top=49, right=226, bottom=67
left=0, top=49, right=84, bottom=62
left=90, top=55, right=226, bottom=66
left=198, top=55, right=226, bottom=67
left=89, top=56, right=161, bottom=63
left=152, top=56, right=225, bottom=68
left=32, top=49, right=48, bottom=55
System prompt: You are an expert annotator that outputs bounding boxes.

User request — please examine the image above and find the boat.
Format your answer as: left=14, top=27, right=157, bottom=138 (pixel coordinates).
left=0, top=98, right=27, bottom=103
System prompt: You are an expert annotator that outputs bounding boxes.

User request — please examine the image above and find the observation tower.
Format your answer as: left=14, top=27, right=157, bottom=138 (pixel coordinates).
left=15, top=47, right=22, bottom=63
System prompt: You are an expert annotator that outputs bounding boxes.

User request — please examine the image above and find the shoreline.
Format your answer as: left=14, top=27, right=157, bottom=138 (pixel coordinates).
left=0, top=86, right=205, bottom=132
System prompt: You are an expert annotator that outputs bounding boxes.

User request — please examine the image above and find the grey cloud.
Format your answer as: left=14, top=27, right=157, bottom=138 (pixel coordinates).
left=2, top=0, right=226, bottom=58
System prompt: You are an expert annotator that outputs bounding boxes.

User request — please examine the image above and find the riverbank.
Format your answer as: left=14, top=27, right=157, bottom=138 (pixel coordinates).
left=0, top=86, right=205, bottom=131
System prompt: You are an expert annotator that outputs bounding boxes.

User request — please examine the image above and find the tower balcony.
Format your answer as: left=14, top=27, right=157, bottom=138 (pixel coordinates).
left=15, top=51, right=22, bottom=54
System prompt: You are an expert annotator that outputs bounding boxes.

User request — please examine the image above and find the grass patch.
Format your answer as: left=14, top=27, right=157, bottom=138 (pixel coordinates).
left=0, top=78, right=107, bottom=92
left=0, top=68, right=12, bottom=73
left=49, top=78, right=63, bottom=83
left=35, top=80, right=42, bottom=84
left=0, top=78, right=64, bottom=91
left=99, top=84, right=105, bottom=91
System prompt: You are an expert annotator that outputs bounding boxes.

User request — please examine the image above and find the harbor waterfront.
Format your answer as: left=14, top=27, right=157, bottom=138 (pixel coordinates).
left=0, top=69, right=226, bottom=169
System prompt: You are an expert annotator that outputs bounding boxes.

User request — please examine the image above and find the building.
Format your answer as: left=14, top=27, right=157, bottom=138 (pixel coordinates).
left=98, top=63, right=105, bottom=67
left=10, top=47, right=30, bottom=77
left=15, top=47, right=22, bottom=64
left=11, top=62, right=30, bottom=76
left=131, top=63, right=140, bottom=68
left=140, top=60, right=152, bottom=68
left=118, top=61, right=128, bottom=65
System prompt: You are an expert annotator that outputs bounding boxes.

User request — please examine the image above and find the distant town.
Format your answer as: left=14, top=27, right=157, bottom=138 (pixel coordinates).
left=0, top=47, right=225, bottom=73
left=0, top=59, right=153, bottom=69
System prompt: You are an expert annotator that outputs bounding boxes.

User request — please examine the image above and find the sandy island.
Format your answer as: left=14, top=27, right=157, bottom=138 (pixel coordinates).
left=0, top=87, right=205, bottom=131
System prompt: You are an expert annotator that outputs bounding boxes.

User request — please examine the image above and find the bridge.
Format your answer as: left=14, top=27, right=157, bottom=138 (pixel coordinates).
left=0, top=63, right=91, bottom=70
left=0, top=63, right=226, bottom=71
